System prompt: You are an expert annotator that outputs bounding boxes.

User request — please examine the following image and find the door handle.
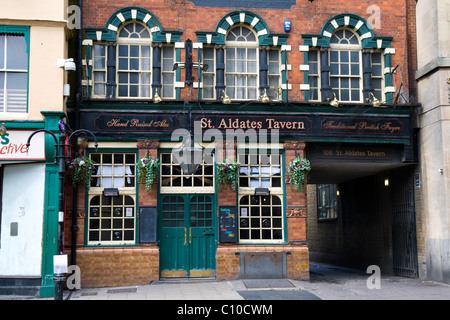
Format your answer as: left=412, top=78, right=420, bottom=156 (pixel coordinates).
left=184, top=228, right=187, bottom=246
left=189, top=228, right=192, bottom=244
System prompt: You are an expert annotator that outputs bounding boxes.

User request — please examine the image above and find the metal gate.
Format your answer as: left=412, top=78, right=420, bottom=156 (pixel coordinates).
left=391, top=168, right=418, bottom=277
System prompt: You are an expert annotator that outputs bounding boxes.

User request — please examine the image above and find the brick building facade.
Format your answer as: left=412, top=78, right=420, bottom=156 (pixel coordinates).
left=64, top=0, right=419, bottom=288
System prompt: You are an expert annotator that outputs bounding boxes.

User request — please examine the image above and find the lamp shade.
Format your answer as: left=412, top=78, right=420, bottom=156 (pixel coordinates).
left=172, top=135, right=204, bottom=175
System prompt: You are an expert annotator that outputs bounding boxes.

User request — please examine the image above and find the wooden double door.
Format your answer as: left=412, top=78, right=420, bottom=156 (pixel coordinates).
left=158, top=194, right=216, bottom=278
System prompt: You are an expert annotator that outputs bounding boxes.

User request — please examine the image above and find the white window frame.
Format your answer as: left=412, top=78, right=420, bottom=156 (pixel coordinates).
left=307, top=49, right=321, bottom=102
left=92, top=43, right=107, bottom=99
left=161, top=45, right=175, bottom=99
left=116, top=22, right=152, bottom=99
left=237, top=148, right=285, bottom=244
left=201, top=46, right=216, bottom=100
left=329, top=28, right=363, bottom=103
left=0, top=32, right=28, bottom=115
left=87, top=152, right=137, bottom=246
left=225, top=25, right=259, bottom=101
left=267, top=49, right=281, bottom=100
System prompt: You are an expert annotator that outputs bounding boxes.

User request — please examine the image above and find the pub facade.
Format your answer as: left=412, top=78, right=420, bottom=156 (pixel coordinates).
left=66, top=0, right=419, bottom=287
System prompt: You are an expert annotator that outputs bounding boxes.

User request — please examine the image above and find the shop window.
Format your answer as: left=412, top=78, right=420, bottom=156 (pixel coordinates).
left=0, top=26, right=29, bottom=114
left=238, top=153, right=282, bottom=188
left=90, top=153, right=136, bottom=188
left=238, top=152, right=284, bottom=243
left=317, top=184, right=339, bottom=221
left=88, top=195, right=136, bottom=245
left=239, top=195, right=283, bottom=242
left=87, top=153, right=136, bottom=245
left=159, top=152, right=214, bottom=193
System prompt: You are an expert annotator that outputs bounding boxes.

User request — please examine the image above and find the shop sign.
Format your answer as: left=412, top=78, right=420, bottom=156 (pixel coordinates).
left=308, top=143, right=401, bottom=163
left=0, top=130, right=45, bottom=161
left=90, top=113, right=182, bottom=134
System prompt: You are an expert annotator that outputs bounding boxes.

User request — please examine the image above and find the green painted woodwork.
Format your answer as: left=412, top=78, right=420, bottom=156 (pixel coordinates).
left=85, top=6, right=182, bottom=44
left=158, top=194, right=216, bottom=277
left=38, top=111, right=66, bottom=298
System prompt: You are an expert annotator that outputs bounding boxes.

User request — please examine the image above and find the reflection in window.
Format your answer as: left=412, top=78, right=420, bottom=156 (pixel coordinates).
left=160, top=152, right=214, bottom=189
left=90, top=153, right=136, bottom=188
left=238, top=153, right=281, bottom=188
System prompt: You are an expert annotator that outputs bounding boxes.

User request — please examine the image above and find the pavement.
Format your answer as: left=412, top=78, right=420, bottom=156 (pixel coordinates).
left=3, top=262, right=450, bottom=301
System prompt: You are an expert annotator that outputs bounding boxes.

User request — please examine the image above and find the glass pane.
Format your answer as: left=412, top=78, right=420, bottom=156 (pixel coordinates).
left=118, top=45, right=128, bottom=57
left=94, top=57, right=105, bottom=69
left=118, top=58, right=128, bottom=70
left=0, top=35, right=5, bottom=69
left=94, top=83, right=105, bottom=96
left=141, top=46, right=151, bottom=57
left=130, top=45, right=139, bottom=57
left=7, top=35, right=28, bottom=70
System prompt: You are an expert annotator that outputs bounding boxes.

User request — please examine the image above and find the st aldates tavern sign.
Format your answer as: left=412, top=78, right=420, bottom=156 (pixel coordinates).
left=83, top=111, right=411, bottom=143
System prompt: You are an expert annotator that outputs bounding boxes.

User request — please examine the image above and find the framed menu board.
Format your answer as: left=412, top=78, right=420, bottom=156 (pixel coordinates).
left=218, top=206, right=237, bottom=243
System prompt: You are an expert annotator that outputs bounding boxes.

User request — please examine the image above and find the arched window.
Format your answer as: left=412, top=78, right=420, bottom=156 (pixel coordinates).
left=225, top=25, right=258, bottom=100
left=329, top=28, right=362, bottom=102
left=117, top=22, right=152, bottom=98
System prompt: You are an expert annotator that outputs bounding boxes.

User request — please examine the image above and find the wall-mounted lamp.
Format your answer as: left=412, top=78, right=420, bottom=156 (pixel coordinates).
left=0, top=123, right=7, bottom=136
left=384, top=178, right=390, bottom=187
left=57, top=58, right=76, bottom=72
left=366, top=92, right=382, bottom=107
left=153, top=88, right=162, bottom=104
left=327, top=92, right=339, bottom=107
left=260, top=89, right=270, bottom=103
left=221, top=90, right=231, bottom=104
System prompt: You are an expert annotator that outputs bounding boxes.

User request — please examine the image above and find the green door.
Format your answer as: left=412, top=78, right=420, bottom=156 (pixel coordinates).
left=159, top=194, right=216, bottom=278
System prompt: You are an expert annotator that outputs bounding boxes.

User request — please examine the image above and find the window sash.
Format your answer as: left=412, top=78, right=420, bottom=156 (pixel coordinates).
left=225, top=47, right=258, bottom=100
left=238, top=195, right=284, bottom=243
left=87, top=152, right=137, bottom=246
left=0, top=32, right=28, bottom=113
left=202, top=47, right=216, bottom=100
left=161, top=46, right=175, bottom=99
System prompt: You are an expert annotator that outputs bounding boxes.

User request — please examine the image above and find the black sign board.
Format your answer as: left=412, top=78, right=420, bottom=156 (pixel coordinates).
left=139, top=207, right=157, bottom=243
left=218, top=206, right=237, bottom=243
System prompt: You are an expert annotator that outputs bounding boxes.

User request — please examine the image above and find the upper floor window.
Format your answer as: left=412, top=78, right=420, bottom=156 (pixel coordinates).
left=92, top=22, right=175, bottom=100
left=0, top=29, right=28, bottom=114
left=117, top=22, right=152, bottom=99
left=329, top=28, right=362, bottom=103
left=225, top=25, right=259, bottom=101
left=307, top=27, right=385, bottom=103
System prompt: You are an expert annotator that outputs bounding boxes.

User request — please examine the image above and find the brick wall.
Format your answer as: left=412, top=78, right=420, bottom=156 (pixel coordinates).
left=82, top=0, right=417, bottom=102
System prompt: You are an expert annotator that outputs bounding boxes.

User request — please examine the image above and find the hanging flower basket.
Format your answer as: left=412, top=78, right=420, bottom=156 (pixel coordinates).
left=217, top=159, right=240, bottom=192
left=137, top=156, right=160, bottom=192
left=69, top=156, right=96, bottom=189
left=288, top=157, right=311, bottom=192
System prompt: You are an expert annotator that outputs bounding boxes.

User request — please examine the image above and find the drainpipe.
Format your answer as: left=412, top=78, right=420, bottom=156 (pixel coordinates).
left=71, top=0, right=83, bottom=268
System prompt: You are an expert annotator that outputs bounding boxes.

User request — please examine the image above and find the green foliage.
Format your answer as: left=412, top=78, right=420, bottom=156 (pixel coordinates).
left=69, top=156, right=96, bottom=189
left=137, top=156, right=160, bottom=192
left=288, top=157, right=311, bottom=192
left=217, top=159, right=240, bottom=192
